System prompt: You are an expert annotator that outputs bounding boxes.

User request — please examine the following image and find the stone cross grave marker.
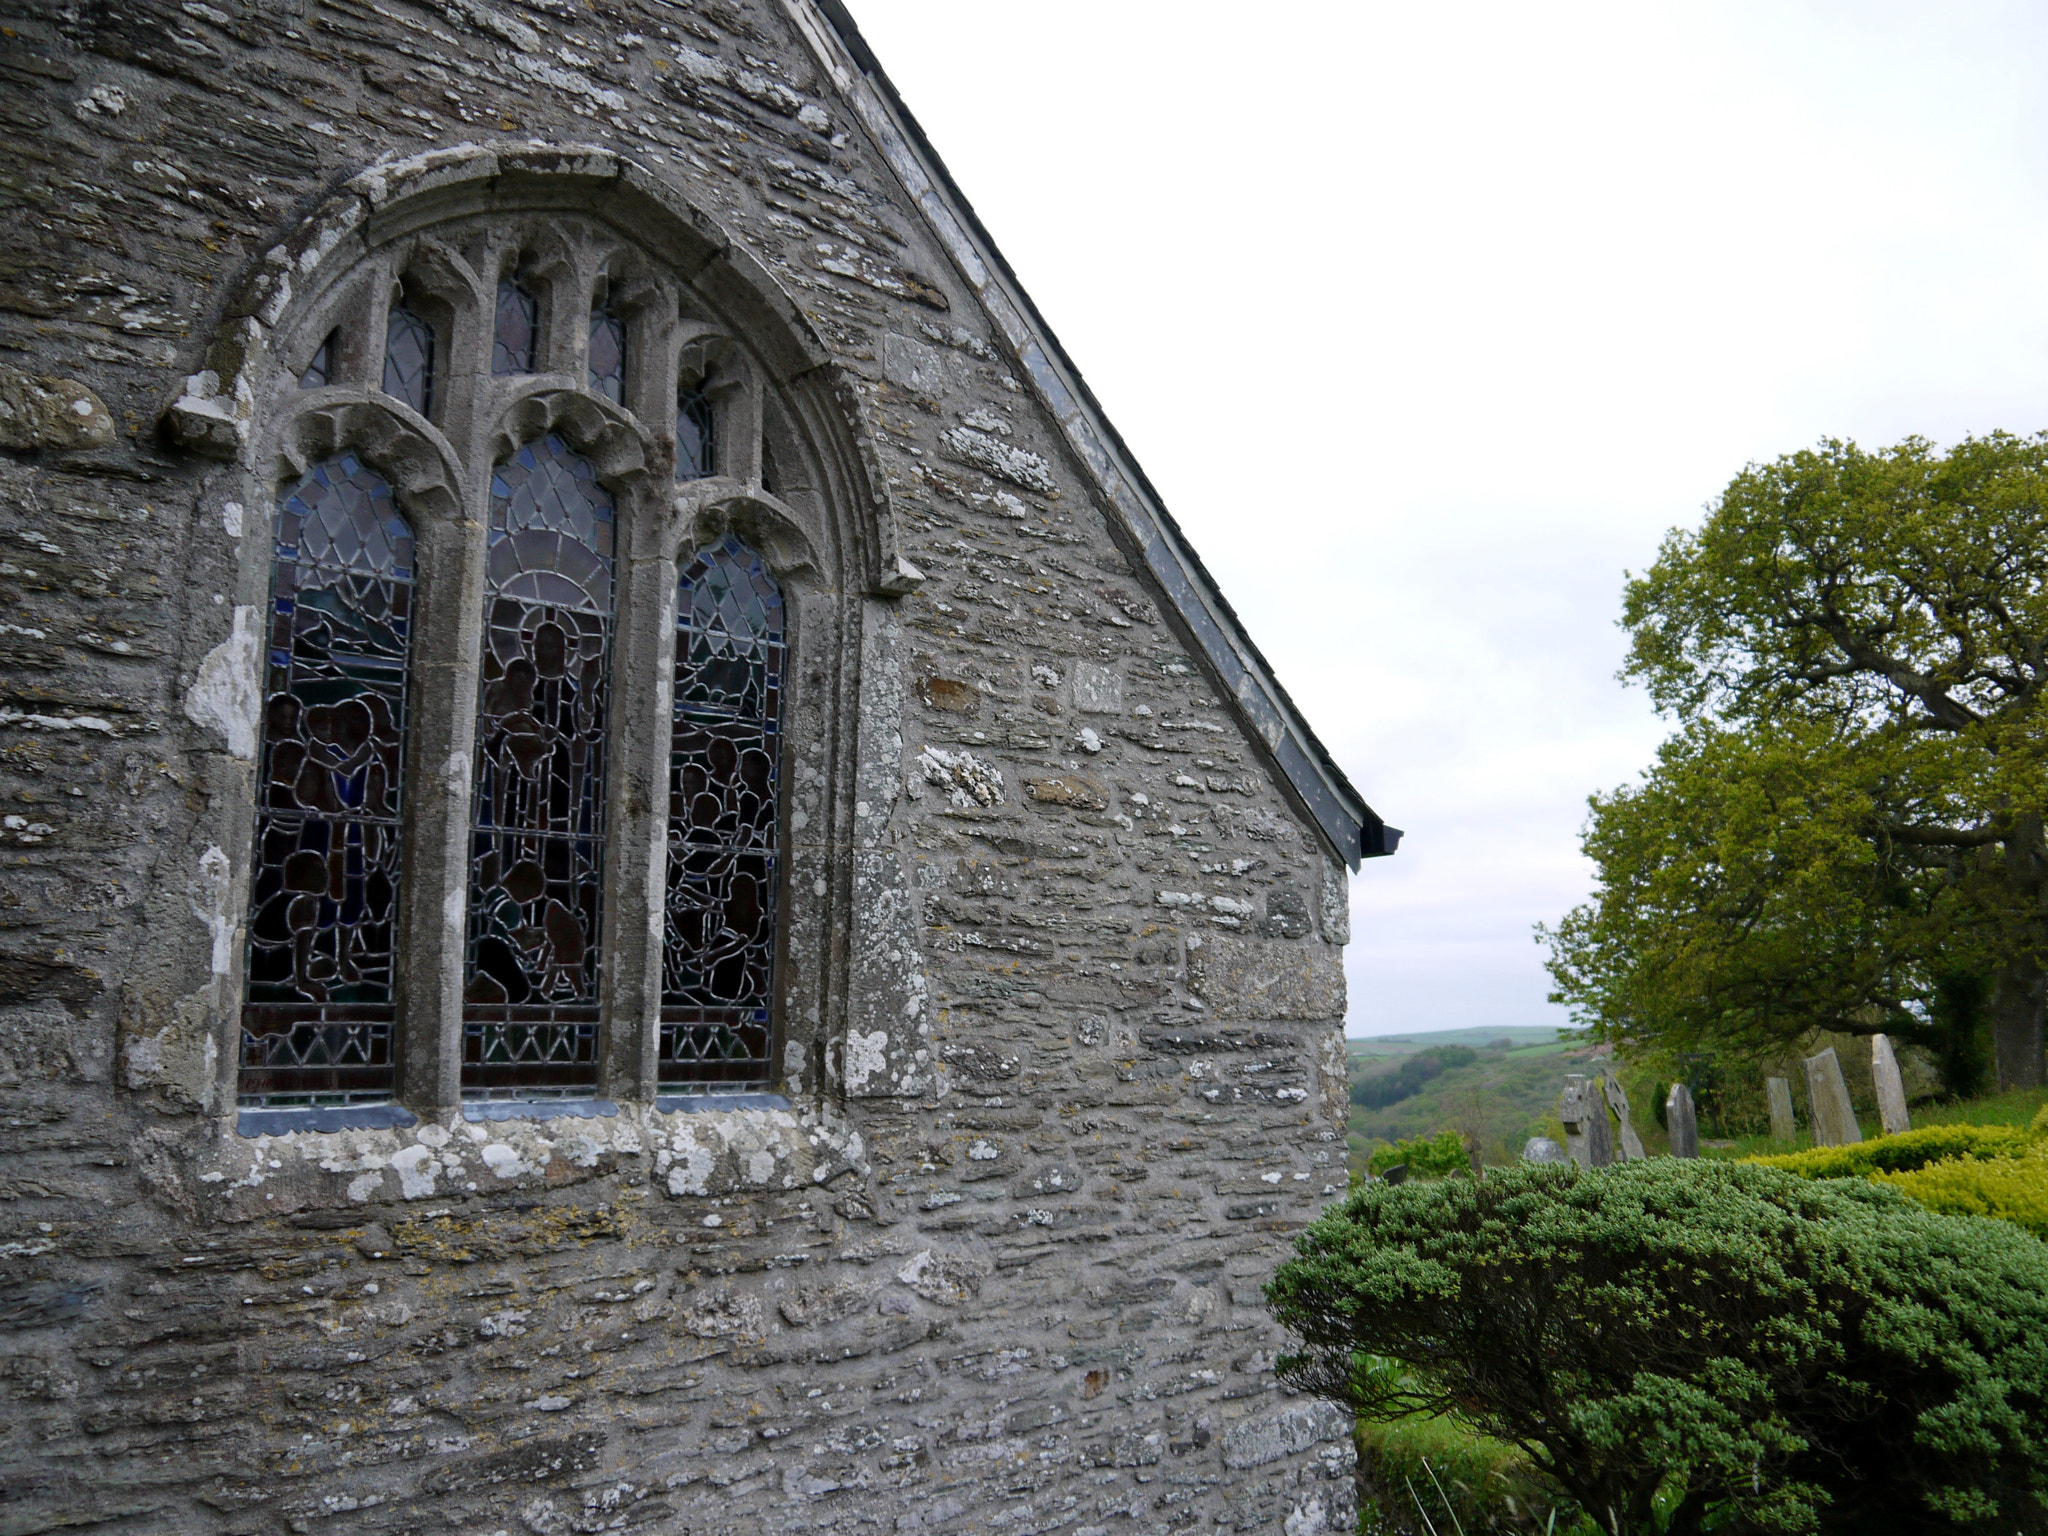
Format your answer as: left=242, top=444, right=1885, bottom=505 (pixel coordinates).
left=1766, top=1077, right=1798, bottom=1144
left=1602, top=1068, right=1647, bottom=1161
left=1664, top=1082, right=1699, bottom=1158
left=1870, top=1033, right=1911, bottom=1136
left=1802, top=1047, right=1862, bottom=1147
left=1559, top=1074, right=1613, bottom=1168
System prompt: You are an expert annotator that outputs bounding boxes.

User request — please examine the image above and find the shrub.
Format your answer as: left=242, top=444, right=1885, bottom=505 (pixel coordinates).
left=1745, top=1120, right=2035, bottom=1178
left=1367, top=1129, right=1468, bottom=1179
left=1876, top=1149, right=2048, bottom=1238
left=1747, top=1105, right=2048, bottom=1236
left=1268, top=1159, right=2048, bottom=1534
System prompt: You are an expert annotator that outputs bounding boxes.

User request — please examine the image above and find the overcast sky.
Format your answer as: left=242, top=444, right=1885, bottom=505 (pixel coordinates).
left=848, top=1, right=2048, bottom=1037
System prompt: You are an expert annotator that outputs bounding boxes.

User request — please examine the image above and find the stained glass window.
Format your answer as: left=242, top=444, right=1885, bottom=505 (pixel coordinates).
left=383, top=303, right=434, bottom=416
left=299, top=331, right=334, bottom=390
left=677, top=386, right=715, bottom=481
left=662, top=536, right=782, bottom=1088
left=241, top=454, right=414, bottom=1107
left=493, top=279, right=537, bottom=375
left=589, top=305, right=625, bottom=403
left=463, top=433, right=615, bottom=1098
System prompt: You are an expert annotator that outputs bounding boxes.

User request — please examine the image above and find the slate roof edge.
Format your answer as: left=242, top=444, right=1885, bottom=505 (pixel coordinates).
left=784, top=0, right=1394, bottom=870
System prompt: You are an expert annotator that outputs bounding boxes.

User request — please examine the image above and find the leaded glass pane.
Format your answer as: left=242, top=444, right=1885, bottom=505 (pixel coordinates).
left=588, top=307, right=625, bottom=403
left=299, top=332, right=334, bottom=390
left=662, top=536, right=782, bottom=1089
left=464, top=433, right=615, bottom=1098
left=677, top=386, right=715, bottom=481
left=493, top=280, right=537, bottom=375
left=383, top=304, right=434, bottom=416
left=241, top=452, right=414, bottom=1107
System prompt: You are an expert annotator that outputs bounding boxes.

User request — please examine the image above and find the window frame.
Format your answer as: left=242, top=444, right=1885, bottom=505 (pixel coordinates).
left=233, top=218, right=840, bottom=1123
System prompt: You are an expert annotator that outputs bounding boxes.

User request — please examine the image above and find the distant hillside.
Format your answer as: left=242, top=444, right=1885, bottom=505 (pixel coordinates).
left=1345, top=1029, right=1602, bottom=1171
left=1347, top=1025, right=1569, bottom=1058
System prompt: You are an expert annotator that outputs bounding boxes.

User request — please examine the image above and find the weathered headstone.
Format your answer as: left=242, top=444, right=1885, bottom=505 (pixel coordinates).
left=1766, top=1076, right=1797, bottom=1144
left=1802, top=1047, right=1862, bottom=1147
left=1522, top=1136, right=1567, bottom=1164
left=1559, top=1075, right=1612, bottom=1168
left=1664, top=1083, right=1699, bottom=1158
left=1870, top=1033, right=1911, bottom=1136
left=1602, top=1069, right=1646, bottom=1162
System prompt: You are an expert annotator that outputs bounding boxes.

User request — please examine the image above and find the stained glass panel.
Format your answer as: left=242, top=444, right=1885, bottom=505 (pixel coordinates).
left=464, top=433, right=615, bottom=1098
left=677, top=386, right=715, bottom=481
left=493, top=280, right=537, bottom=375
left=241, top=453, right=414, bottom=1107
left=383, top=304, right=434, bottom=416
left=299, top=331, right=334, bottom=390
left=588, top=307, right=625, bottom=403
left=662, top=536, right=782, bottom=1088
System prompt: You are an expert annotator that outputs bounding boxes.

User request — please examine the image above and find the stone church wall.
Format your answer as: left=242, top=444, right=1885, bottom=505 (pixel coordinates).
left=0, top=3, right=1360, bottom=1532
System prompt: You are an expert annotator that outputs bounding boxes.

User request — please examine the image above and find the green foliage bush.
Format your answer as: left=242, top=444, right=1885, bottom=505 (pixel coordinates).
left=1351, top=1045, right=1479, bottom=1109
left=1268, top=1159, right=2048, bottom=1534
left=1367, top=1129, right=1469, bottom=1179
left=1877, top=1150, right=2048, bottom=1238
left=1747, top=1106, right=2048, bottom=1236
left=1746, top=1120, right=2036, bottom=1178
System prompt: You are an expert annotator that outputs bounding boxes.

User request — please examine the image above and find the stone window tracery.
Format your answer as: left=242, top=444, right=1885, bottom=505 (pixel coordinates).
left=662, top=535, right=783, bottom=1088
left=242, top=453, right=414, bottom=1107
left=463, top=433, right=615, bottom=1099
left=677, top=385, right=715, bottom=481
left=493, top=279, right=538, bottom=375
left=588, top=291, right=625, bottom=404
left=219, top=180, right=873, bottom=1126
left=382, top=303, right=434, bottom=416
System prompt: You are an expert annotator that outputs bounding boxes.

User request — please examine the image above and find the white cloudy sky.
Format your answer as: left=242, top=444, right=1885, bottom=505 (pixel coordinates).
left=848, top=1, right=2048, bottom=1037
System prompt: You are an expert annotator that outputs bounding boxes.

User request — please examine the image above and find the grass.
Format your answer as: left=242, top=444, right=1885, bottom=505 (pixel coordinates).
left=1699, top=1085, right=2048, bottom=1161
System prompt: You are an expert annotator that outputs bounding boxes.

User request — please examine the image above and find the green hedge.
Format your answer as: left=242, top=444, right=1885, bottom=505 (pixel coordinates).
left=1368, top=1129, right=1469, bottom=1179
left=1270, top=1159, right=2048, bottom=1533
left=1746, top=1121, right=2035, bottom=1178
left=1746, top=1106, right=2048, bottom=1236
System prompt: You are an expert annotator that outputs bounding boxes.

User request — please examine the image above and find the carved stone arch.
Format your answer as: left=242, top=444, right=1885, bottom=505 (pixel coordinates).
left=162, top=141, right=907, bottom=595
left=668, top=481, right=821, bottom=583
left=486, top=382, right=654, bottom=500
left=264, top=392, right=467, bottom=526
left=676, top=327, right=737, bottom=388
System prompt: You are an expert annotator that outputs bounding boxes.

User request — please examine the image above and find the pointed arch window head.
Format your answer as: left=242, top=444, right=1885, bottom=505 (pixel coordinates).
left=589, top=302, right=626, bottom=404
left=242, top=453, right=415, bottom=1107
left=382, top=303, right=434, bottom=416
left=493, top=278, right=538, bottom=375
left=662, top=535, right=783, bottom=1089
left=299, top=331, right=335, bottom=390
left=464, top=433, right=616, bottom=1099
left=677, top=385, right=715, bottom=481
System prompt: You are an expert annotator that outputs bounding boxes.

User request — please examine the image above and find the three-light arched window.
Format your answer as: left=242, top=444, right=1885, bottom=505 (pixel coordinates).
left=244, top=256, right=784, bottom=1112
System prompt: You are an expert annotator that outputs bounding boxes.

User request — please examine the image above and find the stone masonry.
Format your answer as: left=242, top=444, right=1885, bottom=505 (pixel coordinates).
left=0, top=3, right=1387, bottom=1532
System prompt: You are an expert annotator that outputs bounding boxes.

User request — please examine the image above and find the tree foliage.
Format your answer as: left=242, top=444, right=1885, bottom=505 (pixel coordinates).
left=1268, top=1160, right=2048, bottom=1534
left=1544, top=432, right=2048, bottom=1085
left=1351, top=1045, right=1479, bottom=1109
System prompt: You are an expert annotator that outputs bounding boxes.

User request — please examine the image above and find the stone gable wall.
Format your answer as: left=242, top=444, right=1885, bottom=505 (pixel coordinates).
left=0, top=3, right=1360, bottom=1532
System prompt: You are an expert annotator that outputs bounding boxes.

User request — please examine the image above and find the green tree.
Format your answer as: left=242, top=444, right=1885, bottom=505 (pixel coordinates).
left=1268, top=1160, right=2048, bottom=1534
left=1545, top=433, right=2048, bottom=1087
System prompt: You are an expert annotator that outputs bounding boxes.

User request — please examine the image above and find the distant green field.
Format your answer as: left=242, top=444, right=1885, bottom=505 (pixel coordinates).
left=1344, top=1026, right=1599, bottom=1173
left=1346, top=1024, right=1569, bottom=1058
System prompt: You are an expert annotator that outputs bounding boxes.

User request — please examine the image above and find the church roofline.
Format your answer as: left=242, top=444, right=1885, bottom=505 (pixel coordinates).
left=786, top=0, right=1399, bottom=871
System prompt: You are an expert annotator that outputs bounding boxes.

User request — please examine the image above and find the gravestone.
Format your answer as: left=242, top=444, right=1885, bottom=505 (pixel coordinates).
left=1602, top=1069, right=1647, bottom=1161
left=1870, top=1033, right=1911, bottom=1136
left=1559, top=1075, right=1613, bottom=1168
left=1766, top=1077, right=1798, bottom=1144
left=1522, top=1136, right=1567, bottom=1164
left=1664, top=1083, right=1699, bottom=1158
left=1802, top=1047, right=1863, bottom=1147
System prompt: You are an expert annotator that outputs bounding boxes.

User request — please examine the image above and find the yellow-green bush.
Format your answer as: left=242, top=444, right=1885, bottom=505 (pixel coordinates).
left=1746, top=1122, right=2035, bottom=1179
left=1876, top=1149, right=2048, bottom=1238
left=1744, top=1105, right=2048, bottom=1237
